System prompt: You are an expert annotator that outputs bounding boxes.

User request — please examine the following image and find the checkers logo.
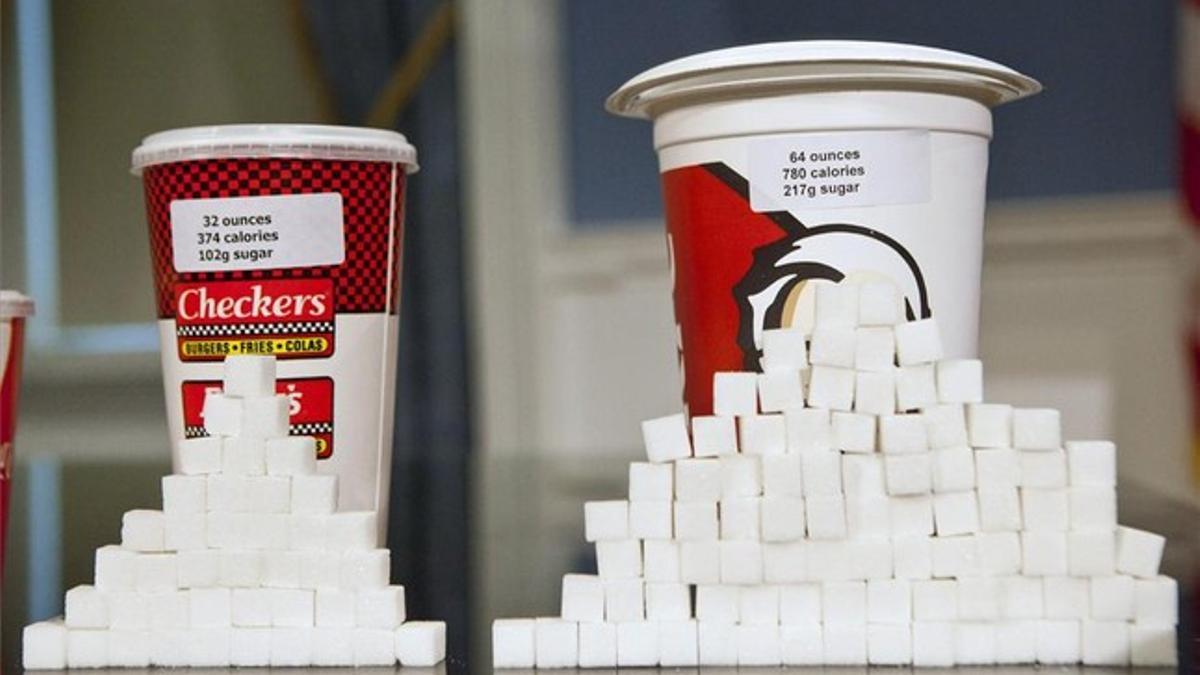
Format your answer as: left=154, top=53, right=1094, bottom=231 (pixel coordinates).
left=173, top=279, right=336, bottom=361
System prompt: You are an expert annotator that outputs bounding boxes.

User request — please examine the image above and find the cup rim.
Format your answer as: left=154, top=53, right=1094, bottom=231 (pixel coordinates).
left=131, top=124, right=419, bottom=175
left=0, top=290, right=34, bottom=318
left=607, top=40, right=1042, bottom=119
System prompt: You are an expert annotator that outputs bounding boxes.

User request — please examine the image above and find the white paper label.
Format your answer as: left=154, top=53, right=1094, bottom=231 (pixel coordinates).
left=748, top=130, right=931, bottom=212
left=170, top=193, right=345, bottom=272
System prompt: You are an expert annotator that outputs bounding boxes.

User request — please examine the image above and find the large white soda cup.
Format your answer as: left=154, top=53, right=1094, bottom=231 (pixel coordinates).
left=607, top=41, right=1040, bottom=416
left=132, top=125, right=417, bottom=534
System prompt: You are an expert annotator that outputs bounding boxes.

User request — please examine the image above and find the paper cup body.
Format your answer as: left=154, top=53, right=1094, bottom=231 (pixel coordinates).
left=1, top=290, right=34, bottom=580
left=132, top=125, right=416, bottom=539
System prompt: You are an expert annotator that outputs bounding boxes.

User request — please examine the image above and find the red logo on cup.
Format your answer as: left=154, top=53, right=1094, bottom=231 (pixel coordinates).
left=173, top=279, right=335, bottom=361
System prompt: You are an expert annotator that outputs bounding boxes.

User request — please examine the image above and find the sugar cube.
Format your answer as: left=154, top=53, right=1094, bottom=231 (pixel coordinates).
left=809, top=327, right=857, bottom=367
left=842, top=454, right=885, bottom=496
left=821, top=580, right=866, bottom=625
left=109, top=592, right=149, bottom=629
left=698, top=621, right=737, bottom=665
left=674, top=501, right=718, bottom=540
left=761, top=454, right=803, bottom=498
left=534, top=617, right=578, bottom=668
left=1023, top=531, right=1068, bottom=576
left=854, top=370, right=895, bottom=416
left=66, top=628, right=109, bottom=668
left=492, top=618, right=535, bottom=668
left=233, top=589, right=273, bottom=627
left=695, top=584, right=739, bottom=623
left=269, top=588, right=315, bottom=627
left=867, top=579, right=911, bottom=624
left=912, top=621, right=955, bottom=667
left=288, top=474, right=336, bottom=514
left=269, top=627, right=314, bottom=666
left=739, top=585, right=779, bottom=624
left=353, top=628, right=396, bottom=666
left=855, top=326, right=895, bottom=372
left=975, top=447, right=1020, bottom=489
left=584, top=500, right=629, bottom=541
left=288, top=514, right=329, bottom=551
left=719, top=540, right=764, bottom=584
left=713, top=372, right=758, bottom=416
left=955, top=622, right=996, bottom=665
left=1116, top=525, right=1166, bottom=578
left=355, top=586, right=405, bottom=629
left=892, top=535, right=933, bottom=580
left=1130, top=624, right=1178, bottom=666
left=264, top=436, right=317, bottom=476
left=1068, top=529, right=1115, bottom=576
left=775, top=583, right=819, bottom=624
left=629, top=461, right=673, bottom=501
left=967, top=403, right=1012, bottom=448
left=657, top=620, right=699, bottom=667
left=122, top=509, right=165, bottom=552
left=737, top=414, right=786, bottom=455
left=815, top=283, right=859, bottom=328
left=95, top=545, right=137, bottom=591
left=148, top=591, right=190, bottom=628
left=313, top=589, right=356, bottom=628
left=108, top=629, right=151, bottom=667
left=885, top=453, right=932, bottom=495
left=720, top=455, right=762, bottom=497
left=933, top=491, right=978, bottom=535
left=867, top=623, right=911, bottom=665
left=736, top=624, right=782, bottom=666
left=220, top=549, right=263, bottom=588
left=784, top=407, right=831, bottom=453
left=690, top=416, right=737, bottom=457
left=645, top=582, right=690, bottom=620
left=577, top=621, right=617, bottom=668
left=1021, top=449, right=1068, bottom=488
left=913, top=580, right=957, bottom=620
left=1066, top=439, right=1116, bottom=486
left=805, top=495, right=846, bottom=539
left=890, top=495, right=934, bottom=536
left=65, top=585, right=108, bottom=628
left=932, top=446, right=975, bottom=492
left=719, top=497, right=760, bottom=540
left=161, top=475, right=207, bottom=515
left=641, top=412, right=692, bottom=462
left=203, top=392, right=243, bottom=436
left=807, top=365, right=855, bottom=411
left=1013, top=407, right=1062, bottom=450
left=762, top=541, right=807, bottom=583
left=806, top=540, right=854, bottom=582
left=615, top=621, right=658, bottom=666
left=178, top=549, right=220, bottom=588
left=957, top=577, right=1001, bottom=619
left=977, top=531, right=1022, bottom=575
left=760, top=496, right=805, bottom=541
left=832, top=412, right=875, bottom=454
left=1000, top=576, right=1044, bottom=619
left=1036, top=619, right=1081, bottom=664
left=936, top=358, right=982, bottom=403
left=757, top=371, right=805, bottom=412
left=595, top=540, right=642, bottom=578
left=165, top=513, right=207, bottom=551
left=1089, top=574, right=1135, bottom=621
left=850, top=538, right=894, bottom=580
left=1136, top=575, right=1178, bottom=624
left=923, top=403, right=968, bottom=449
left=800, top=451, right=841, bottom=497
left=326, top=511, right=377, bottom=549
left=629, top=500, right=672, bottom=539
left=1044, top=576, right=1089, bottom=618
left=894, top=318, right=942, bottom=365
left=671, top=460, right=717, bottom=502
left=978, top=488, right=1022, bottom=531
left=394, top=620, right=446, bottom=666
left=1069, top=485, right=1117, bottom=530
left=187, top=588, right=232, bottom=629
left=995, top=621, right=1037, bottom=664
left=642, top=539, right=680, bottom=582
left=231, top=627, right=272, bottom=666
left=561, top=574, right=604, bottom=622
left=1082, top=620, right=1131, bottom=666
left=931, top=535, right=978, bottom=578
left=822, top=623, right=867, bottom=665
left=1022, top=487, right=1069, bottom=531
left=859, top=281, right=900, bottom=325
left=222, top=436, right=267, bottom=475
left=23, top=619, right=68, bottom=670
left=242, top=395, right=290, bottom=438
left=896, top=364, right=937, bottom=411
left=845, top=496, right=889, bottom=538
left=879, top=414, right=928, bottom=454
left=761, top=327, right=808, bottom=372
left=223, top=355, right=275, bottom=397
left=679, top=541, right=720, bottom=584
left=262, top=550, right=303, bottom=588
left=135, top=553, right=178, bottom=592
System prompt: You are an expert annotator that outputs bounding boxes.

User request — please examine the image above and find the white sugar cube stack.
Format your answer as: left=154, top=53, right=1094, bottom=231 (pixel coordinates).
left=492, top=281, right=1177, bottom=668
left=23, top=355, right=446, bottom=670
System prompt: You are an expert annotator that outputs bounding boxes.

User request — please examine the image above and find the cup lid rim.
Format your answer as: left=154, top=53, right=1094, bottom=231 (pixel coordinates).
left=0, top=290, right=35, bottom=318
left=131, top=124, right=419, bottom=174
left=606, top=40, right=1042, bottom=118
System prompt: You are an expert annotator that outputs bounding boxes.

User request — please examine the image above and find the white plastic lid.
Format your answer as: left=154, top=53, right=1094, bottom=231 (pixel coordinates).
left=607, top=40, right=1042, bottom=118
left=0, top=290, right=34, bottom=318
left=131, top=124, right=419, bottom=174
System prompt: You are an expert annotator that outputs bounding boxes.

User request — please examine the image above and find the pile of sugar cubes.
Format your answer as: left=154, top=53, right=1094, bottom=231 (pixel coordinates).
left=492, top=282, right=1177, bottom=668
left=22, top=355, right=446, bottom=669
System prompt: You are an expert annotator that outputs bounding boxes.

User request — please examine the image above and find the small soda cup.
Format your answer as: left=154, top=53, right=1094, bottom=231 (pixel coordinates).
left=607, top=41, right=1040, bottom=416
left=132, top=125, right=417, bottom=534
left=1, top=290, right=34, bottom=580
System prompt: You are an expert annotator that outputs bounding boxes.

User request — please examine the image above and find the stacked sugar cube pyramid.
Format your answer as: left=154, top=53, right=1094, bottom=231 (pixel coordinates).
left=22, top=355, right=446, bottom=669
left=493, top=281, right=1177, bottom=668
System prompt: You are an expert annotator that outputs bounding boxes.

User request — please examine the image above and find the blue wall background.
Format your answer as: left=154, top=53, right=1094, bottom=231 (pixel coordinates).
left=565, top=0, right=1177, bottom=226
